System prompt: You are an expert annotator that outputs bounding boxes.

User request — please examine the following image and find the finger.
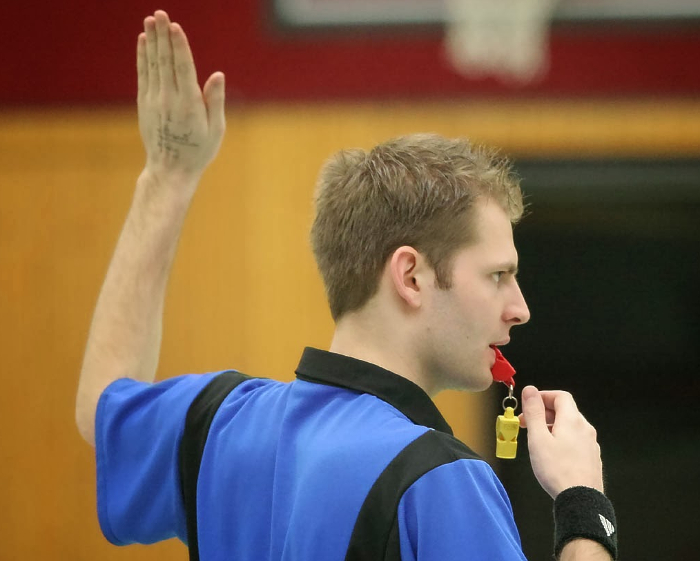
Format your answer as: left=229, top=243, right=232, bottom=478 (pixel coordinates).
left=203, top=72, right=226, bottom=138
left=170, top=22, right=199, bottom=96
left=136, top=32, right=148, bottom=99
left=518, top=408, right=555, bottom=429
left=154, top=11, right=176, bottom=92
left=521, top=386, right=551, bottom=440
left=144, top=16, right=159, bottom=93
left=538, top=390, right=580, bottom=423
left=537, top=390, right=579, bottom=408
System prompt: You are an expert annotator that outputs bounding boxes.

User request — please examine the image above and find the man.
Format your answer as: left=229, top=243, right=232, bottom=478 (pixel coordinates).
left=76, top=10, right=617, bottom=560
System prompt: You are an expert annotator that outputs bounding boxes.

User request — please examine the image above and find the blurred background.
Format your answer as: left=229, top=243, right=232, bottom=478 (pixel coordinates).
left=1, top=1, right=698, bottom=559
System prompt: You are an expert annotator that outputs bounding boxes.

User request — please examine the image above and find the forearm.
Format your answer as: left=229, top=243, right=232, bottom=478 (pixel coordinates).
left=76, top=170, right=196, bottom=445
left=559, top=539, right=612, bottom=561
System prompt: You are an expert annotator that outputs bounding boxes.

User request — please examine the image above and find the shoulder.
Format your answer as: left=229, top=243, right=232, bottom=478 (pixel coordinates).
left=354, top=430, right=485, bottom=523
left=354, top=429, right=488, bottom=529
left=398, top=431, right=508, bottom=512
left=386, top=429, right=482, bottom=482
left=346, top=431, right=518, bottom=561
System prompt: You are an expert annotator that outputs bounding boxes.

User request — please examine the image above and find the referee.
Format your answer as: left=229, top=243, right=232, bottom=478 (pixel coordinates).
left=76, top=10, right=617, bottom=560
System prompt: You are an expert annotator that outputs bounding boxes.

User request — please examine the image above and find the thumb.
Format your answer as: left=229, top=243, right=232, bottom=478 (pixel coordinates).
left=521, top=386, right=549, bottom=439
left=203, top=71, right=226, bottom=138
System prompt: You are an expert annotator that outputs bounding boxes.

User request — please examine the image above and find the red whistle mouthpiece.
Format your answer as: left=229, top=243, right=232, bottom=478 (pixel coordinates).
left=490, top=346, right=515, bottom=388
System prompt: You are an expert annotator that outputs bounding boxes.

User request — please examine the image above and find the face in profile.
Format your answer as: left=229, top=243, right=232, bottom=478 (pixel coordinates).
left=419, top=199, right=530, bottom=393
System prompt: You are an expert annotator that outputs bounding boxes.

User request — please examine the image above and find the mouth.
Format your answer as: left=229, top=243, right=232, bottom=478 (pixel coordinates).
left=489, top=341, right=509, bottom=364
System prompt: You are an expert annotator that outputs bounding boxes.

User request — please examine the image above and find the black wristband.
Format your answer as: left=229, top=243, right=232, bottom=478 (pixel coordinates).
left=553, top=486, right=618, bottom=560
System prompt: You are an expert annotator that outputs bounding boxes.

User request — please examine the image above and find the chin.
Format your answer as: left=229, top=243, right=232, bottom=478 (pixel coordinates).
left=446, top=370, right=493, bottom=393
left=435, top=356, right=493, bottom=392
left=471, top=376, right=493, bottom=393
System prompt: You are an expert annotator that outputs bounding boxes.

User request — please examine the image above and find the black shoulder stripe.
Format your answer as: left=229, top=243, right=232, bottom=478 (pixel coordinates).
left=345, top=429, right=481, bottom=561
left=179, top=371, right=252, bottom=561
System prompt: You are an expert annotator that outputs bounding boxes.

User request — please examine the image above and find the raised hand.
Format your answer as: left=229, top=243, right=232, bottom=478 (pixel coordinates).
left=137, top=10, right=225, bottom=196
left=520, top=386, right=604, bottom=499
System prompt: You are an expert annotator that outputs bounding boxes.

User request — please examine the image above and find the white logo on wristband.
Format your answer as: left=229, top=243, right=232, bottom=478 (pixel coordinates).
left=599, top=514, right=615, bottom=537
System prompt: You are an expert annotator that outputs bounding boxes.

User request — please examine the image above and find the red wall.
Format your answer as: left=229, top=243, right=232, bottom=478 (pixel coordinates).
left=2, top=1, right=699, bottom=104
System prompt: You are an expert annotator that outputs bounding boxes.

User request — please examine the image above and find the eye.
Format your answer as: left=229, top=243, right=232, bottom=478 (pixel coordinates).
left=492, top=271, right=505, bottom=283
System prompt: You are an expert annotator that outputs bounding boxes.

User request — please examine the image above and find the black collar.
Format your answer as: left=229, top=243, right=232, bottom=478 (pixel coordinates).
left=295, top=347, right=453, bottom=436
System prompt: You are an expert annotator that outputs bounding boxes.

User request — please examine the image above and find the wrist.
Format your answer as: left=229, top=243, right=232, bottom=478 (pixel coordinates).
left=127, top=170, right=197, bottom=244
left=554, top=486, right=618, bottom=560
left=135, top=167, right=201, bottom=211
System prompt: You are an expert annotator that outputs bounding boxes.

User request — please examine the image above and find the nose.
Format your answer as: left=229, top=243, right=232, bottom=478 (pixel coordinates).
left=505, top=280, right=530, bottom=326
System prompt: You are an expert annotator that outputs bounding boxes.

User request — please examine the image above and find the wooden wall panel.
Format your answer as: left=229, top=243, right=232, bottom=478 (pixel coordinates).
left=1, top=100, right=698, bottom=560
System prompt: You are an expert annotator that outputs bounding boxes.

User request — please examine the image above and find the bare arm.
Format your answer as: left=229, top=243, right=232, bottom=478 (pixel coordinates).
left=521, top=386, right=617, bottom=560
left=560, top=539, right=613, bottom=561
left=75, top=10, right=225, bottom=445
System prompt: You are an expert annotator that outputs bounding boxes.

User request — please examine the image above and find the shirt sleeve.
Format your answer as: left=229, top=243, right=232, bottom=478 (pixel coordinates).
left=396, top=459, right=528, bottom=561
left=95, top=373, right=218, bottom=546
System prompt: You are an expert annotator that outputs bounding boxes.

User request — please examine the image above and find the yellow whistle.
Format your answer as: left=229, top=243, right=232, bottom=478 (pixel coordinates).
left=496, top=407, right=520, bottom=459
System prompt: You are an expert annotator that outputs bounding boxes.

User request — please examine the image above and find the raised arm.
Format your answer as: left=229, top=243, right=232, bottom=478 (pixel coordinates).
left=75, top=10, right=226, bottom=445
left=521, top=386, right=617, bottom=560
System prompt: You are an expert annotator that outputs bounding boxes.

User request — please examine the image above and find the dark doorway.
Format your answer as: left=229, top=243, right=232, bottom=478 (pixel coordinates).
left=489, top=159, right=700, bottom=560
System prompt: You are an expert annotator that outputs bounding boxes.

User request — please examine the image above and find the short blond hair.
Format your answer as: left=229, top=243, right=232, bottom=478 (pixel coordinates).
left=311, top=133, right=523, bottom=321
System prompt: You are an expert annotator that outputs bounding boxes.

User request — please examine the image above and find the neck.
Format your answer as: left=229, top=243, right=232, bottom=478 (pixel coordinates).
left=329, top=311, right=437, bottom=397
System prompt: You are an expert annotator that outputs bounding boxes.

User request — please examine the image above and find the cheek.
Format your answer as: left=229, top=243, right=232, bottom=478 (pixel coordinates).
left=431, top=282, right=492, bottom=336
left=454, top=288, right=491, bottom=320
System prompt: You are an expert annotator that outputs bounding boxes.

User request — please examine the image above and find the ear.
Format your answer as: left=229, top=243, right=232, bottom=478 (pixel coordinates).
left=388, top=246, right=431, bottom=309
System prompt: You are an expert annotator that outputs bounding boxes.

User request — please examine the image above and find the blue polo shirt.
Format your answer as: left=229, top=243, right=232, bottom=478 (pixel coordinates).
left=95, top=347, right=526, bottom=560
